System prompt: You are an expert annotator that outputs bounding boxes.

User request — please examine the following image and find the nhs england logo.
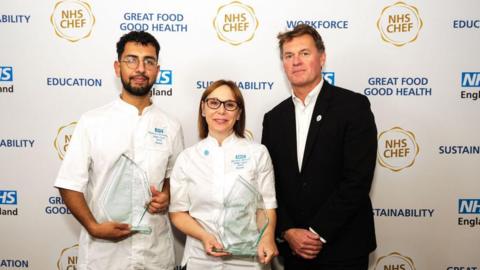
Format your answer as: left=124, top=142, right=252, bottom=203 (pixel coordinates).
left=0, top=66, right=13, bottom=81
left=0, top=190, right=17, bottom=205
left=155, top=70, right=172, bottom=85
left=461, top=72, right=480, bottom=87
left=322, top=72, right=335, bottom=85
left=231, top=154, right=249, bottom=169
left=149, top=127, right=167, bottom=145
left=458, top=199, right=480, bottom=214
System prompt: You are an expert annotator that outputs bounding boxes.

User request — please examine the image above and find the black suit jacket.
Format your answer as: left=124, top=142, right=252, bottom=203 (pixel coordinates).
left=262, top=81, right=377, bottom=264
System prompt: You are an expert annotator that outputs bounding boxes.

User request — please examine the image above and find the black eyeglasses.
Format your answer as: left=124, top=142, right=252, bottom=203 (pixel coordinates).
left=204, top=98, right=239, bottom=111
left=121, top=55, right=158, bottom=70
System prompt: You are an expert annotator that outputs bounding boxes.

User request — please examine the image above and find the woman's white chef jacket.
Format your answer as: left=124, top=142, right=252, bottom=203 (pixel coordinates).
left=169, top=134, right=277, bottom=270
left=54, top=98, right=184, bottom=270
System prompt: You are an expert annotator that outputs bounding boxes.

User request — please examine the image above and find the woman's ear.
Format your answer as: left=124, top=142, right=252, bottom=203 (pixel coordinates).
left=201, top=101, right=206, bottom=117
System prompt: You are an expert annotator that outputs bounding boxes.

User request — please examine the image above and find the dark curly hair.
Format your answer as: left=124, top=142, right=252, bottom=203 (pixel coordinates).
left=116, top=31, right=160, bottom=60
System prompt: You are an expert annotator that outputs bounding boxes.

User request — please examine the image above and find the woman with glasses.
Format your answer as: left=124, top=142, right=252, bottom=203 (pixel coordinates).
left=169, top=80, right=278, bottom=270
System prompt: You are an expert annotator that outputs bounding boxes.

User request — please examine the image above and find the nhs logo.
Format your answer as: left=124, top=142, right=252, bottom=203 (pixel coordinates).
left=0, top=190, right=17, bottom=205
left=458, top=199, right=480, bottom=214
left=155, top=70, right=172, bottom=85
left=461, top=72, right=480, bottom=87
left=0, top=66, right=13, bottom=81
left=322, top=72, right=335, bottom=85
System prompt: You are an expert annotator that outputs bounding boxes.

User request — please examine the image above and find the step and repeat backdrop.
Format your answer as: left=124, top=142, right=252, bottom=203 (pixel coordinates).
left=1, top=0, right=479, bottom=269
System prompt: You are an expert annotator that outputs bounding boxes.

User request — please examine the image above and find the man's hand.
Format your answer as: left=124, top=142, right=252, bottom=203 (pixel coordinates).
left=147, top=185, right=169, bottom=214
left=58, top=188, right=131, bottom=241
left=88, top=222, right=131, bottom=241
left=284, top=228, right=323, bottom=259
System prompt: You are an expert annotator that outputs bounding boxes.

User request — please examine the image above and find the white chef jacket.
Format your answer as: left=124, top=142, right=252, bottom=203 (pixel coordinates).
left=169, top=134, right=277, bottom=270
left=54, top=98, right=184, bottom=270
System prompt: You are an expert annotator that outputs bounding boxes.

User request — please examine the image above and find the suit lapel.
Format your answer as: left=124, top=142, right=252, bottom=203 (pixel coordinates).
left=301, top=82, right=332, bottom=173
left=283, top=99, right=300, bottom=173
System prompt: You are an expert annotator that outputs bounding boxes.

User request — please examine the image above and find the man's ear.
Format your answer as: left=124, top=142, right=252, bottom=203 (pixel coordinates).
left=114, top=61, right=121, bottom=77
left=320, top=51, right=326, bottom=68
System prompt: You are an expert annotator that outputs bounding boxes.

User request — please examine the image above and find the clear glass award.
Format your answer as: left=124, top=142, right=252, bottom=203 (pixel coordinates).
left=215, top=175, right=269, bottom=256
left=99, top=154, right=152, bottom=234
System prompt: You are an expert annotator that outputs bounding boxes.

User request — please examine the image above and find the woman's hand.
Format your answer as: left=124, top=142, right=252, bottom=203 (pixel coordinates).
left=201, top=233, right=231, bottom=257
left=257, top=235, right=279, bottom=264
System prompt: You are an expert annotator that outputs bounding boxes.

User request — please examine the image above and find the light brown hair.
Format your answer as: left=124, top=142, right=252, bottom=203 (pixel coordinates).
left=198, top=80, right=246, bottom=139
left=277, top=24, right=325, bottom=58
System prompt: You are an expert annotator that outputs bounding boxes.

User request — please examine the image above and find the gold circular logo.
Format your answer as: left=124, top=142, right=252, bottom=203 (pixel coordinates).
left=213, top=1, right=259, bottom=46
left=377, top=2, right=423, bottom=47
left=57, top=244, right=78, bottom=270
left=50, top=0, right=96, bottom=42
left=54, top=121, right=77, bottom=160
left=377, top=127, right=419, bottom=172
left=374, top=252, right=416, bottom=270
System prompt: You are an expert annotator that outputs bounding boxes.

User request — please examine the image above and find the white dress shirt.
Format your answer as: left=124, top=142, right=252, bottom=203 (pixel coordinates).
left=291, top=81, right=328, bottom=244
left=291, top=80, right=324, bottom=170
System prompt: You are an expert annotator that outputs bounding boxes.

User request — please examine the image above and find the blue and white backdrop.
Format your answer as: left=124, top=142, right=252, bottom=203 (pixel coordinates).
left=1, top=1, right=479, bottom=269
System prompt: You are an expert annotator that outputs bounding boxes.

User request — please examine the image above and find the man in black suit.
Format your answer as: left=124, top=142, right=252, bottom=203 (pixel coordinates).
left=262, top=24, right=377, bottom=270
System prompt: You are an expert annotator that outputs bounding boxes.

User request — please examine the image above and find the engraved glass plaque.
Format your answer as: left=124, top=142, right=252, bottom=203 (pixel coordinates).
left=99, top=154, right=152, bottom=234
left=215, top=175, right=269, bottom=256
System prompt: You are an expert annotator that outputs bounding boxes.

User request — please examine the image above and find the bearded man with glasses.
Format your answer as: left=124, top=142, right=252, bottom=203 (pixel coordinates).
left=54, top=31, right=184, bottom=270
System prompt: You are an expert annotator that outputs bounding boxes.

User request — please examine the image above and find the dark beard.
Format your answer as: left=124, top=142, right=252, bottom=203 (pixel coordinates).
left=121, top=75, right=154, bottom=97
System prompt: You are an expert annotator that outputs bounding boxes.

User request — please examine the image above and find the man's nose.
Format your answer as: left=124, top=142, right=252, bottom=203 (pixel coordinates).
left=292, top=55, right=302, bottom=65
left=136, top=60, right=146, bottom=72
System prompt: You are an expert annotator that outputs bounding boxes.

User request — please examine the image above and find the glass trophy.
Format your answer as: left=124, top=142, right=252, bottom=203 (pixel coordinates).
left=215, top=175, right=269, bottom=256
left=99, top=154, right=152, bottom=234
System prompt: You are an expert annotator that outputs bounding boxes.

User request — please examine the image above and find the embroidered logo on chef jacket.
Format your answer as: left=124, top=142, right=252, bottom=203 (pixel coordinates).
left=148, top=127, right=167, bottom=145
left=231, top=154, right=250, bottom=169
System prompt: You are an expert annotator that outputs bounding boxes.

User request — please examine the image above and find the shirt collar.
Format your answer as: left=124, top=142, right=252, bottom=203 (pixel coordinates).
left=291, top=79, right=324, bottom=107
left=205, top=132, right=237, bottom=148
left=116, top=95, right=153, bottom=115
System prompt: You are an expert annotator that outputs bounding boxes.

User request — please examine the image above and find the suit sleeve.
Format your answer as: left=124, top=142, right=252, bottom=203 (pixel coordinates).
left=262, top=112, right=295, bottom=236
left=309, top=95, right=377, bottom=242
